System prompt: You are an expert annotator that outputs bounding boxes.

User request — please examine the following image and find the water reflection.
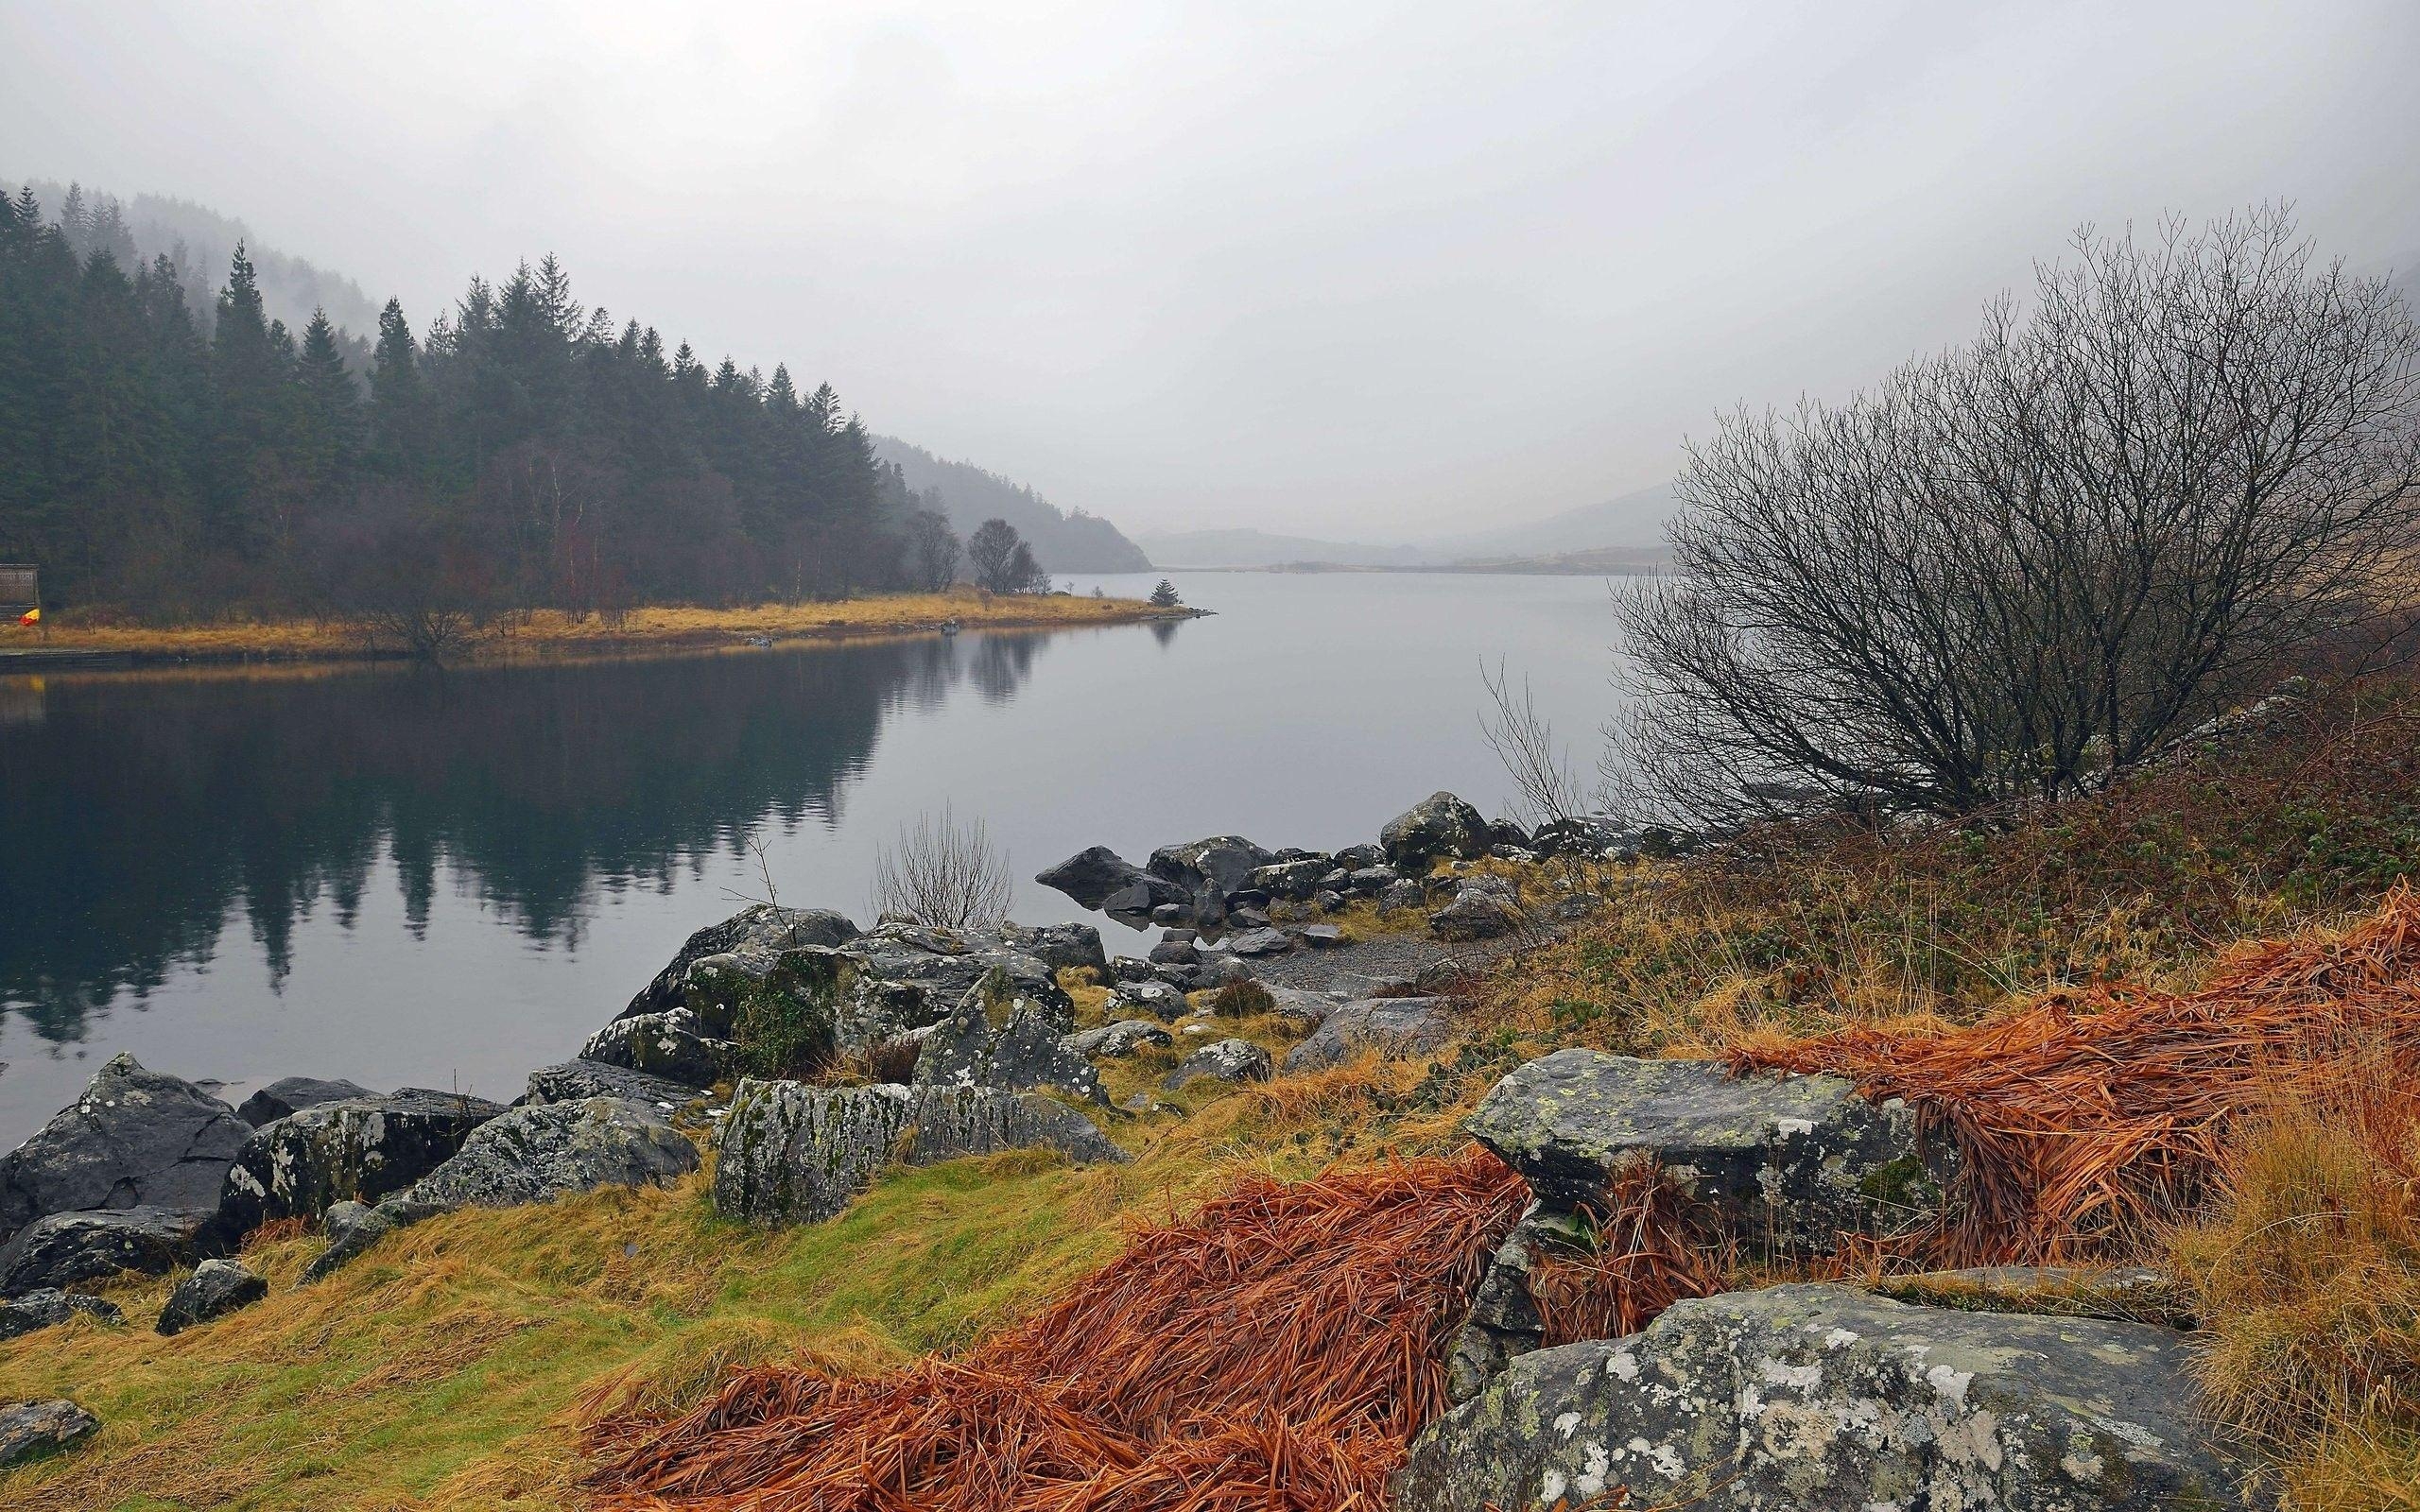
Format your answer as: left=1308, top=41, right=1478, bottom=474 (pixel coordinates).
left=0, top=634, right=1046, bottom=1042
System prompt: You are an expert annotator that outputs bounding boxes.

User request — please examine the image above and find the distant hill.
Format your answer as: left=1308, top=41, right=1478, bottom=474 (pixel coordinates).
left=12, top=176, right=382, bottom=353
left=1132, top=528, right=1429, bottom=570
left=1427, top=480, right=1679, bottom=559
left=873, top=436, right=1151, bottom=574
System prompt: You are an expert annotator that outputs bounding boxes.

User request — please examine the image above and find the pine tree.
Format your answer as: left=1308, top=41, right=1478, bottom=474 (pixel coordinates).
left=296, top=307, right=360, bottom=474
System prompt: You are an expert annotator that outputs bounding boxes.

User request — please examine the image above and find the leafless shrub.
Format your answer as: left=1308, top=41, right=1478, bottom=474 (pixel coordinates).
left=871, top=804, right=1014, bottom=928
left=1478, top=657, right=1589, bottom=826
left=1610, top=205, right=2420, bottom=826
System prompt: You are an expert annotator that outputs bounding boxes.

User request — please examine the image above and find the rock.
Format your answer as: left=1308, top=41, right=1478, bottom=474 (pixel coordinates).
left=1872, top=1265, right=2189, bottom=1327
left=1414, top=959, right=1471, bottom=992
left=1347, top=865, right=1400, bottom=893
left=579, top=1007, right=738, bottom=1089
left=1443, top=1207, right=1594, bottom=1402
left=1149, top=836, right=1273, bottom=924
left=217, top=1088, right=505, bottom=1238
left=1334, top=843, right=1385, bottom=870
left=1145, top=899, right=1192, bottom=926
left=1257, top=987, right=1335, bottom=1027
left=1063, top=1020, right=1174, bottom=1059
left=1331, top=971, right=1412, bottom=999
left=0, top=1054, right=250, bottom=1246
left=1198, top=954, right=1257, bottom=986
left=0, top=1289, right=120, bottom=1340
left=1224, top=927, right=1294, bottom=957
left=1283, top=997, right=1456, bottom=1073
left=1035, top=848, right=1184, bottom=913
left=1310, top=888, right=1346, bottom=913
left=1301, top=924, right=1345, bottom=949
left=1224, top=904, right=1274, bottom=930
left=1486, top=819, right=1532, bottom=851
left=0, top=1207, right=211, bottom=1295
left=301, top=1200, right=394, bottom=1282
left=155, top=1258, right=267, bottom=1336
left=1377, top=879, right=1426, bottom=913
left=1464, top=1049, right=1948, bottom=1254
left=389, top=1097, right=699, bottom=1213
left=1380, top=792, right=1491, bottom=871
left=1108, top=980, right=1192, bottom=1021
left=234, top=1076, right=375, bottom=1128
left=835, top=921, right=1077, bottom=1045
left=0, top=1398, right=98, bottom=1467
left=1108, top=955, right=1155, bottom=983
left=622, top=902, right=861, bottom=1020
left=714, top=1079, right=1128, bottom=1225
left=1162, top=1038, right=1273, bottom=1092
left=1395, top=1284, right=2249, bottom=1512
left=518, top=1058, right=705, bottom=1109
left=1529, top=816, right=1644, bottom=861
left=912, top=985, right=1110, bottom=1106
left=1248, top=858, right=1332, bottom=901
left=1148, top=936, right=1200, bottom=966
left=1547, top=893, right=1602, bottom=922
left=1429, top=876, right=1526, bottom=941
left=999, top=921, right=1110, bottom=976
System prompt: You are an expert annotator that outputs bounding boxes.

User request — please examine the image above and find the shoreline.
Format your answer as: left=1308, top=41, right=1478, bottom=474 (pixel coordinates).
left=0, top=593, right=1200, bottom=673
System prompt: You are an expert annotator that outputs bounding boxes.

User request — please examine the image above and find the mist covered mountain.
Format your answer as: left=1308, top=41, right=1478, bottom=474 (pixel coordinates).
left=1139, top=482, right=1679, bottom=572
left=873, top=437, right=1151, bottom=573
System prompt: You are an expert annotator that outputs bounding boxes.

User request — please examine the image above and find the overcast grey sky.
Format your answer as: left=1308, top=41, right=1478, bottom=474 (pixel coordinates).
left=6, top=1, right=2417, bottom=541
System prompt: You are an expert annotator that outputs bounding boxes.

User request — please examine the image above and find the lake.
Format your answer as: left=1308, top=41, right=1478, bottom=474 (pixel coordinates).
left=0, top=571, right=1627, bottom=1146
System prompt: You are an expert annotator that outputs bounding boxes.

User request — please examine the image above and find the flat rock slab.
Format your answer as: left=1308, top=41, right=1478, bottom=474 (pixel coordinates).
left=0, top=1206, right=210, bottom=1296
left=716, top=1079, right=1127, bottom=1226
left=155, top=1258, right=267, bottom=1336
left=1396, top=1283, right=2249, bottom=1512
left=1063, top=1021, right=1174, bottom=1059
left=0, top=1289, right=121, bottom=1340
left=518, top=1058, right=706, bottom=1110
left=0, top=1054, right=249, bottom=1246
left=1465, top=1049, right=1947, bottom=1254
left=1162, top=1038, right=1273, bottom=1091
left=218, top=1089, right=505, bottom=1237
left=1283, top=997, right=1455, bottom=1074
left=0, top=1398, right=99, bottom=1467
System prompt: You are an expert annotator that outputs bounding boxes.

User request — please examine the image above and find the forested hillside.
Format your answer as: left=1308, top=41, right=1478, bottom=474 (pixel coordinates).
left=873, top=435, right=1150, bottom=573
left=0, top=185, right=944, bottom=615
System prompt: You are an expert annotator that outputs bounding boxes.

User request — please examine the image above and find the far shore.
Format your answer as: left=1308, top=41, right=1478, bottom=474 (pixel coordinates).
left=0, top=592, right=1196, bottom=670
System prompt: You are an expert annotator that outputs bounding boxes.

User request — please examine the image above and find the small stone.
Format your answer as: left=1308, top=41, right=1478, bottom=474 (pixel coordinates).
left=1301, top=924, right=1345, bottom=949
left=1063, top=1021, right=1174, bottom=1058
left=1284, top=998, right=1455, bottom=1074
left=155, top=1258, right=268, bottom=1336
left=1224, top=927, right=1294, bottom=957
left=0, top=1398, right=99, bottom=1467
left=1163, top=1039, right=1274, bottom=1091
left=0, top=1289, right=120, bottom=1341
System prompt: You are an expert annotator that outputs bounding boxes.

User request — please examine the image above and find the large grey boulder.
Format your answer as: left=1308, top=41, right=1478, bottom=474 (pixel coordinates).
left=0, top=1206, right=211, bottom=1295
left=155, top=1258, right=267, bottom=1336
left=912, top=979, right=1110, bottom=1106
left=216, top=1088, right=504, bottom=1237
left=1283, top=997, right=1456, bottom=1073
left=1464, top=1050, right=1948, bottom=1254
left=1395, top=1284, right=2248, bottom=1512
left=1036, top=848, right=1189, bottom=915
left=301, top=1200, right=395, bottom=1283
left=518, top=1058, right=704, bottom=1110
left=1063, top=1020, right=1174, bottom=1059
left=1106, top=979, right=1191, bottom=1022
left=1223, top=927, right=1294, bottom=958
left=1249, top=857, right=1332, bottom=902
left=836, top=922, right=1075, bottom=1046
left=0, top=1288, right=120, bottom=1340
left=1149, top=836, right=1273, bottom=924
left=235, top=1076, right=375, bottom=1128
left=1162, top=1038, right=1273, bottom=1092
left=999, top=921, right=1110, bottom=976
left=1429, top=875, right=1525, bottom=941
left=1379, top=792, right=1490, bottom=871
left=715, top=1079, right=1128, bottom=1226
left=0, top=1055, right=250, bottom=1246
left=0, top=1398, right=98, bottom=1467
left=622, top=903, right=862, bottom=1021
left=1529, top=816, right=1645, bottom=861
left=579, top=1006, right=738, bottom=1089
left=388, top=1096, right=698, bottom=1212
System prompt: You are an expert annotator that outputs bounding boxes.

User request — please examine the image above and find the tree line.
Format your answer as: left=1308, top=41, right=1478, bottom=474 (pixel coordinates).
left=0, top=184, right=1048, bottom=619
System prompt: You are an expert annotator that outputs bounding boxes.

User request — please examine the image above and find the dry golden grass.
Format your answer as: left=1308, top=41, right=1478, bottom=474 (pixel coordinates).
left=7, top=591, right=1170, bottom=663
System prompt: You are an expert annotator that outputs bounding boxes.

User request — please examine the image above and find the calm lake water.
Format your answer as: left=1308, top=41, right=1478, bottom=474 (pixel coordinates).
left=0, top=571, right=1627, bottom=1146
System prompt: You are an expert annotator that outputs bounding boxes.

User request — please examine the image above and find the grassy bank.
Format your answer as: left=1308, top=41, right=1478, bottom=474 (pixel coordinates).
left=0, top=592, right=1179, bottom=666
left=6, top=681, right=2418, bottom=1509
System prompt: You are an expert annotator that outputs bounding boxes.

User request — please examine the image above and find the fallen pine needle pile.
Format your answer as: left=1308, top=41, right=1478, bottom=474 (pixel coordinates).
left=587, top=1150, right=1550, bottom=1512
left=1735, top=885, right=2420, bottom=1264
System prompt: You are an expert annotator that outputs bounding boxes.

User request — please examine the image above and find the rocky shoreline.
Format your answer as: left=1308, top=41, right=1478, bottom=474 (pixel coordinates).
left=0, top=789, right=2255, bottom=1508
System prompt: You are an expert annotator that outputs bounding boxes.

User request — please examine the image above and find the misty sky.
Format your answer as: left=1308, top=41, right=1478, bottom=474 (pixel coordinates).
left=7, top=1, right=2418, bottom=541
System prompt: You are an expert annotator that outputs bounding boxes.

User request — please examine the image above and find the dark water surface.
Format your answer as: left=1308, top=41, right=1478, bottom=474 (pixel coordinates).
left=0, top=572, right=1624, bottom=1145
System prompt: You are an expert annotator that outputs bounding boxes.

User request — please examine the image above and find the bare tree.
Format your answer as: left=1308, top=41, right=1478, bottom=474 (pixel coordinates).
left=871, top=804, right=1015, bottom=928
left=904, top=508, right=962, bottom=592
left=966, top=518, right=1024, bottom=593
left=1609, top=207, right=2420, bottom=824
left=1478, top=657, right=1587, bottom=825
